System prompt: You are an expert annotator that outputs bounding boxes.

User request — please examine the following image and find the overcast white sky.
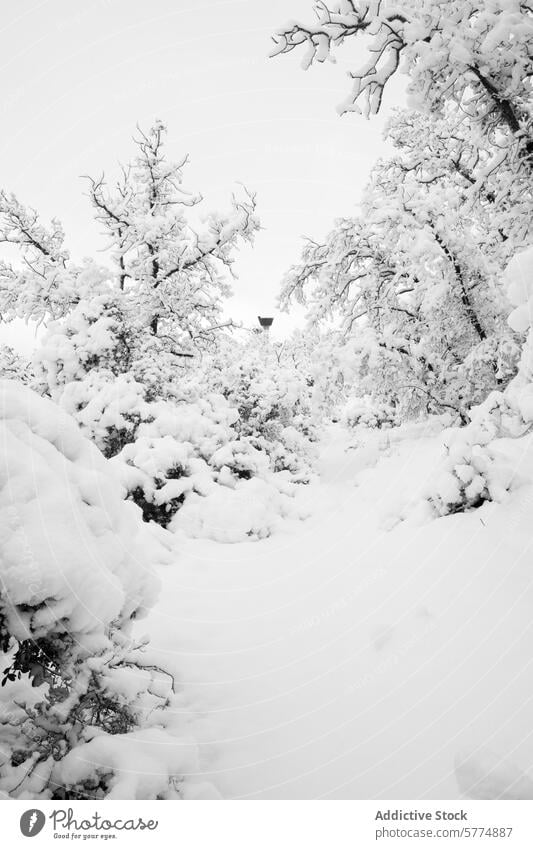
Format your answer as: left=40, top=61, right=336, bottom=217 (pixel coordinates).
left=0, top=0, right=406, bottom=349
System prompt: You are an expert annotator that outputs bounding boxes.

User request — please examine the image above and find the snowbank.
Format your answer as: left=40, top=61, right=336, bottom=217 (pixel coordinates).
left=172, top=474, right=308, bottom=543
left=0, top=379, right=161, bottom=646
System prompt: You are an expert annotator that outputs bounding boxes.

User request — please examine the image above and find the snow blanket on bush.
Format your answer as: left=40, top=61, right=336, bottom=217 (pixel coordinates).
left=0, top=381, right=214, bottom=799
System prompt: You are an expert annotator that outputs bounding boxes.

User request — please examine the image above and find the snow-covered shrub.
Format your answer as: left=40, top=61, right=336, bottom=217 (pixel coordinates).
left=56, top=372, right=149, bottom=458
left=35, top=322, right=310, bottom=542
left=425, top=396, right=520, bottom=516
left=110, top=392, right=306, bottom=540
left=34, top=287, right=134, bottom=395
left=194, top=334, right=317, bottom=478
left=0, top=344, right=32, bottom=382
left=0, top=380, right=198, bottom=799
left=111, top=393, right=243, bottom=526
left=33, top=286, right=186, bottom=412
left=341, top=396, right=397, bottom=431
left=173, top=473, right=305, bottom=543
left=306, top=331, right=357, bottom=421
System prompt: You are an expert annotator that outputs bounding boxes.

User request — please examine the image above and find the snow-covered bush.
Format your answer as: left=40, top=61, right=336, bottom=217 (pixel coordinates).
left=173, top=473, right=305, bottom=544
left=34, top=287, right=134, bottom=395
left=0, top=380, right=198, bottom=799
left=111, top=393, right=250, bottom=522
left=90, top=331, right=317, bottom=540
left=0, top=344, right=32, bottom=382
left=55, top=372, right=150, bottom=459
left=110, top=392, right=307, bottom=541
left=194, top=334, right=317, bottom=478
left=33, top=285, right=187, bottom=412
left=425, top=395, right=520, bottom=516
left=34, top=323, right=311, bottom=542
left=342, top=396, right=397, bottom=431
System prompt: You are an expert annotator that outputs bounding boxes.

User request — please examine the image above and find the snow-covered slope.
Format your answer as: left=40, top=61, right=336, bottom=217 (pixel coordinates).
left=146, top=422, right=533, bottom=799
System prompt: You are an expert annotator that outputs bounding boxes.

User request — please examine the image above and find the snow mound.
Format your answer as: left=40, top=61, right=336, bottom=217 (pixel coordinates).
left=172, top=474, right=308, bottom=543
left=52, top=727, right=214, bottom=800
left=0, top=380, right=164, bottom=645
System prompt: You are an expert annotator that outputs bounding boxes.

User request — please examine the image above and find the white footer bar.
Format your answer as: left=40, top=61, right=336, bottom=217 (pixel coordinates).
left=2, top=800, right=532, bottom=848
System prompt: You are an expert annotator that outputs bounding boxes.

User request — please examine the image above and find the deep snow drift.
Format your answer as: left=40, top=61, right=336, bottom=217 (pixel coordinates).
left=144, top=421, right=533, bottom=799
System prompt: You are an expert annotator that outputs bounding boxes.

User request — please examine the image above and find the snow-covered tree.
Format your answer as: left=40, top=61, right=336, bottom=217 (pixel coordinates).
left=83, top=121, right=258, bottom=344
left=0, top=191, right=73, bottom=324
left=0, top=124, right=324, bottom=547
left=397, top=247, right=533, bottom=519
left=0, top=122, right=258, bottom=369
left=273, top=1, right=532, bottom=171
left=280, top=126, right=523, bottom=424
left=277, top=1, right=532, bottom=425
left=382, top=109, right=531, bottom=255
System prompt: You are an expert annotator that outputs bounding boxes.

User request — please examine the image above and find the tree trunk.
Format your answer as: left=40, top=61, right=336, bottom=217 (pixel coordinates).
left=469, top=65, right=533, bottom=168
left=431, top=228, right=486, bottom=342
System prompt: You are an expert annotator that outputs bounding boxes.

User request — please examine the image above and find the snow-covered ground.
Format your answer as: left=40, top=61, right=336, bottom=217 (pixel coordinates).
left=143, top=423, right=533, bottom=799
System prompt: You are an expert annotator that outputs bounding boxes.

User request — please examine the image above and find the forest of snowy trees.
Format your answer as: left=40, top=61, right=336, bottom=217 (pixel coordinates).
left=0, top=0, right=532, bottom=802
